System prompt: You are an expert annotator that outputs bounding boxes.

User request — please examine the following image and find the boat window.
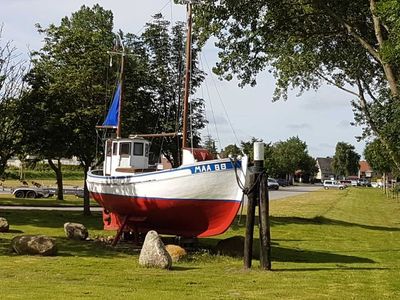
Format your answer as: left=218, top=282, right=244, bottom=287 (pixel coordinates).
left=120, top=142, right=131, bottom=156
left=112, top=142, right=118, bottom=156
left=106, top=140, right=112, bottom=157
left=133, top=142, right=144, bottom=156
left=145, top=143, right=149, bottom=157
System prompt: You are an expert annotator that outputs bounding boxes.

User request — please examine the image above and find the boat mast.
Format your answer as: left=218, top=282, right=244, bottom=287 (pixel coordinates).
left=182, top=1, right=194, bottom=149
left=115, top=35, right=125, bottom=139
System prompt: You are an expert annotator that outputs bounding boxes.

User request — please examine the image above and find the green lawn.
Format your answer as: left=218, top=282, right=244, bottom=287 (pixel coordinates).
left=0, top=194, right=99, bottom=207
left=1, top=179, right=84, bottom=188
left=0, top=188, right=399, bottom=299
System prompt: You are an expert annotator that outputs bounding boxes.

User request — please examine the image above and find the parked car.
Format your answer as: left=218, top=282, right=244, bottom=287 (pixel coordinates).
left=276, top=178, right=289, bottom=187
left=268, top=178, right=279, bottom=190
left=357, top=178, right=371, bottom=187
left=339, top=180, right=352, bottom=187
left=323, top=180, right=345, bottom=190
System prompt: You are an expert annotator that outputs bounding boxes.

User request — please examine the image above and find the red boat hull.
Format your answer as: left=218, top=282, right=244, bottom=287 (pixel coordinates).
left=91, top=192, right=241, bottom=237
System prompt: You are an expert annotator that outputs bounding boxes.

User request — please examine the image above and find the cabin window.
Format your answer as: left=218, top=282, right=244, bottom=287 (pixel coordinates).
left=133, top=142, right=144, bottom=156
left=120, top=142, right=131, bottom=156
left=145, top=143, right=149, bottom=157
left=106, top=140, right=112, bottom=156
left=112, top=142, right=118, bottom=156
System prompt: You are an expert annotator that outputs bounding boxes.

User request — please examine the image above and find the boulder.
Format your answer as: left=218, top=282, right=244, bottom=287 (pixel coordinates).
left=165, top=244, right=187, bottom=262
left=0, top=217, right=9, bottom=232
left=11, top=235, right=57, bottom=256
left=139, top=231, right=172, bottom=269
left=64, top=222, right=88, bottom=240
left=215, top=235, right=245, bottom=258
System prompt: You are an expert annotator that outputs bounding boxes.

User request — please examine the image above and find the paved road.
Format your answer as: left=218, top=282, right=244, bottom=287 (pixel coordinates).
left=269, top=185, right=323, bottom=200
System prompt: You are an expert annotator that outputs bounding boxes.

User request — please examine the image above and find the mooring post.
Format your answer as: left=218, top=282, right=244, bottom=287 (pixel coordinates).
left=244, top=142, right=264, bottom=269
left=259, top=170, right=272, bottom=270
left=244, top=170, right=256, bottom=268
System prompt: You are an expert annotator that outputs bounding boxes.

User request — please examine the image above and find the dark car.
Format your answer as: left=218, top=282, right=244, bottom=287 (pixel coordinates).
left=357, top=178, right=371, bottom=187
left=276, top=178, right=289, bottom=186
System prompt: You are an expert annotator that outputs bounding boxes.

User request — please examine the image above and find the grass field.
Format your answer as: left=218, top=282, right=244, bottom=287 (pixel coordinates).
left=0, top=193, right=99, bottom=206
left=0, top=187, right=399, bottom=299
left=1, top=179, right=84, bottom=188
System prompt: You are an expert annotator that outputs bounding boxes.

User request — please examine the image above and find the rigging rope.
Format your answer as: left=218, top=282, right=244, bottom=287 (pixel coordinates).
left=199, top=55, right=222, bottom=150
left=201, top=54, right=241, bottom=147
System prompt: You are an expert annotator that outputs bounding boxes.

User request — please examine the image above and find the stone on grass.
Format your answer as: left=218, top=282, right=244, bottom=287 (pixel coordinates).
left=215, top=235, right=245, bottom=258
left=11, top=235, right=57, bottom=256
left=0, top=217, right=9, bottom=232
left=64, top=222, right=88, bottom=240
left=139, top=231, right=172, bottom=269
left=165, top=244, right=187, bottom=262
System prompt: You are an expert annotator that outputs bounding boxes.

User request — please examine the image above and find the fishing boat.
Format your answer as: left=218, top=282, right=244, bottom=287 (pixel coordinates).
left=86, top=1, right=248, bottom=239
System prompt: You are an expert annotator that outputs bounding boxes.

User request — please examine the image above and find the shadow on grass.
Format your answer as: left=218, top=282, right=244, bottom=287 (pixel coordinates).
left=271, top=246, right=374, bottom=264
left=275, top=266, right=389, bottom=272
left=200, top=237, right=374, bottom=264
left=0, top=236, right=120, bottom=258
left=0, top=210, right=103, bottom=230
left=231, top=215, right=400, bottom=232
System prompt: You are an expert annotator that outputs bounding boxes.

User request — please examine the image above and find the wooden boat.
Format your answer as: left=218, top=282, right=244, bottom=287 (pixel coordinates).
left=86, top=1, right=247, bottom=239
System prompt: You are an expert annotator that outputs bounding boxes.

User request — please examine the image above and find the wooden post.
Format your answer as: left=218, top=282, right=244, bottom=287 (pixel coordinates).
left=244, top=142, right=264, bottom=269
left=244, top=172, right=256, bottom=269
left=259, top=173, right=272, bottom=270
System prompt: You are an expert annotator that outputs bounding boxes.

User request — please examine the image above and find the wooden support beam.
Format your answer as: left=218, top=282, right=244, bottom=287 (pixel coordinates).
left=259, top=173, right=271, bottom=270
left=111, top=215, right=129, bottom=247
left=244, top=172, right=256, bottom=269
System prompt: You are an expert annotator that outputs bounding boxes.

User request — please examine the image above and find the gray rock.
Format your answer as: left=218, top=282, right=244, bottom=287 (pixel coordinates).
left=0, top=217, right=9, bottom=232
left=139, top=231, right=172, bottom=269
left=11, top=235, right=57, bottom=256
left=64, top=222, right=88, bottom=240
left=165, top=244, right=187, bottom=262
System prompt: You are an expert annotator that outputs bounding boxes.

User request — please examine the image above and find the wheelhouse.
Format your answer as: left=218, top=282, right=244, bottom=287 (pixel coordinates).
left=104, top=137, right=151, bottom=176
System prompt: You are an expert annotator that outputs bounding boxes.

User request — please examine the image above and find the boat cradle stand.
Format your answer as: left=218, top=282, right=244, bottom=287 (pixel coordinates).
left=111, top=215, right=147, bottom=247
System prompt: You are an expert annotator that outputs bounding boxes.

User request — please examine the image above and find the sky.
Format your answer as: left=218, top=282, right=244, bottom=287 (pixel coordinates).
left=1, top=0, right=367, bottom=158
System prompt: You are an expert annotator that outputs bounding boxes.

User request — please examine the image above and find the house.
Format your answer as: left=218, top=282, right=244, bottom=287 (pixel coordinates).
left=358, top=160, right=373, bottom=179
left=315, top=157, right=335, bottom=182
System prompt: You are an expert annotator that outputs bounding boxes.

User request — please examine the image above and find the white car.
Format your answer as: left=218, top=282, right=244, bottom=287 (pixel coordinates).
left=323, top=180, right=345, bottom=190
left=268, top=178, right=279, bottom=190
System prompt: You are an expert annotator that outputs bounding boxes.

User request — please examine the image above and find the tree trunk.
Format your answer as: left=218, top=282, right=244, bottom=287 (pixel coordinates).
left=48, top=158, right=64, bottom=200
left=83, top=164, right=91, bottom=216
left=0, top=162, right=6, bottom=179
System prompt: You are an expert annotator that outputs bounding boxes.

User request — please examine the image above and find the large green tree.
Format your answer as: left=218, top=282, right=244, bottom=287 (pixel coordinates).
left=195, top=0, right=400, bottom=172
left=364, top=139, right=393, bottom=175
left=332, top=142, right=360, bottom=178
left=272, top=136, right=314, bottom=181
left=123, top=14, right=206, bottom=167
left=24, top=5, right=115, bottom=213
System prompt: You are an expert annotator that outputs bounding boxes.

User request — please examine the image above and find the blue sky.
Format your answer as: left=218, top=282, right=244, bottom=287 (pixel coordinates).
left=1, top=0, right=367, bottom=158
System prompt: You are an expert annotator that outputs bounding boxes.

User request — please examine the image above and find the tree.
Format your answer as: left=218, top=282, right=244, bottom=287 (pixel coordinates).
left=195, top=0, right=400, bottom=172
left=0, top=27, right=26, bottom=177
left=272, top=136, right=313, bottom=182
left=24, top=5, right=115, bottom=212
left=202, top=135, right=218, bottom=157
left=332, top=142, right=360, bottom=178
left=221, top=144, right=242, bottom=158
left=123, top=14, right=206, bottom=167
left=364, top=139, right=393, bottom=175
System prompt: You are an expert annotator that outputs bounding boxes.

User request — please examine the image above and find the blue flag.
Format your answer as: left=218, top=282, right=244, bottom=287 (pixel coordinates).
left=102, top=83, right=121, bottom=127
